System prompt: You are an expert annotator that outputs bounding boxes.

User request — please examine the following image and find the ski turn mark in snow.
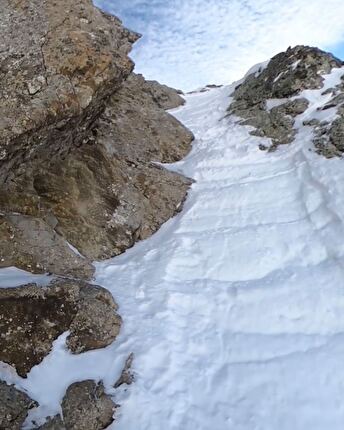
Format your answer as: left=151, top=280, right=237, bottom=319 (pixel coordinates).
left=3, top=67, right=344, bottom=429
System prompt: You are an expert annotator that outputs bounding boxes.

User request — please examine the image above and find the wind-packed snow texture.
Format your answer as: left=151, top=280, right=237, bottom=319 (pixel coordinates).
left=2, top=66, right=344, bottom=429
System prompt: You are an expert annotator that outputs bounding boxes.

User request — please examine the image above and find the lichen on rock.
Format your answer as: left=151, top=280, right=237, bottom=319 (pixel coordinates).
left=0, top=280, right=121, bottom=377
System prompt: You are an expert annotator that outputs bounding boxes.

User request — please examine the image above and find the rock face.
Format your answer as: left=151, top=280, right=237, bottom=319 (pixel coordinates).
left=61, top=381, right=116, bottom=430
left=143, top=77, right=185, bottom=110
left=306, top=81, right=344, bottom=157
left=98, top=73, right=192, bottom=164
left=0, top=381, right=37, bottom=430
left=0, top=0, right=194, bottom=277
left=0, top=280, right=121, bottom=377
left=229, top=46, right=343, bottom=150
left=0, top=0, right=137, bottom=170
left=0, top=0, right=194, bottom=425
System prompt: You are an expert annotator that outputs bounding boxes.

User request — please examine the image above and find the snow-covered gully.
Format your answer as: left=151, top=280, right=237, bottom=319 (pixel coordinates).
left=3, top=67, right=344, bottom=429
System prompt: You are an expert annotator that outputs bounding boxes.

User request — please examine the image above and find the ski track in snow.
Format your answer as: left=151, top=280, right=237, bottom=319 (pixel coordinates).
left=2, top=67, right=344, bottom=429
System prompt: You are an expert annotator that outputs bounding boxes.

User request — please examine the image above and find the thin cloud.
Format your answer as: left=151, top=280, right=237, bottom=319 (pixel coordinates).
left=95, top=0, right=344, bottom=91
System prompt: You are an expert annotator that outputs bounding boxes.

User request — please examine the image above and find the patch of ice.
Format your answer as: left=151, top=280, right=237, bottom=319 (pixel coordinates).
left=0, top=267, right=52, bottom=288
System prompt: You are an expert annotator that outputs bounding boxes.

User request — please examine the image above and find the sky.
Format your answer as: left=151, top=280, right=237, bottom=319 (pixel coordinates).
left=95, top=0, right=344, bottom=91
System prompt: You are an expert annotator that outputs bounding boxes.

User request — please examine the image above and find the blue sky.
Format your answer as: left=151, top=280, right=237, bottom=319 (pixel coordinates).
left=334, top=44, right=344, bottom=61
left=95, top=0, right=344, bottom=91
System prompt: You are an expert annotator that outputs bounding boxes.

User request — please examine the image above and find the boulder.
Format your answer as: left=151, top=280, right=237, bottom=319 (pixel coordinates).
left=0, top=381, right=37, bottom=430
left=143, top=77, right=186, bottom=110
left=61, top=381, right=116, bottom=430
left=0, top=280, right=121, bottom=377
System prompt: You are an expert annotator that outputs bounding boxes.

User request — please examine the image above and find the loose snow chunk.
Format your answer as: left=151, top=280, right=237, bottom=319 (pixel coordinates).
left=244, top=59, right=270, bottom=79
left=0, top=267, right=52, bottom=288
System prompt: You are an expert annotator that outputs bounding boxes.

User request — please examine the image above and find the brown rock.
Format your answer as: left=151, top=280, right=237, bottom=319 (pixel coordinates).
left=97, top=73, right=193, bottom=164
left=67, top=282, right=122, bottom=354
left=144, top=77, right=186, bottom=110
left=0, top=0, right=137, bottom=173
left=0, top=1, right=193, bottom=274
left=0, top=381, right=37, bottom=430
left=0, top=280, right=121, bottom=377
left=62, top=380, right=116, bottom=430
left=0, top=74, right=193, bottom=264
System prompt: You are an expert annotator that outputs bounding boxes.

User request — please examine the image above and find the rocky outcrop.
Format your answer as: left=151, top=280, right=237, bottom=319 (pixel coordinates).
left=141, top=76, right=185, bottom=110
left=38, top=415, right=66, bottom=430
left=98, top=73, right=192, bottom=163
left=305, top=78, right=344, bottom=157
left=61, top=381, right=116, bottom=430
left=0, top=280, right=121, bottom=377
left=0, top=0, right=137, bottom=171
left=0, top=0, right=194, bottom=425
left=229, top=46, right=343, bottom=150
left=0, top=1, right=193, bottom=277
left=0, top=381, right=37, bottom=429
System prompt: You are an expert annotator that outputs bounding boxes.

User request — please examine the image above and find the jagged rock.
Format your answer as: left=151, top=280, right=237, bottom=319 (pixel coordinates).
left=0, top=0, right=137, bottom=171
left=0, top=0, right=193, bottom=273
left=61, top=381, right=116, bottom=430
left=229, top=46, right=342, bottom=148
left=1, top=135, right=192, bottom=262
left=0, top=381, right=37, bottom=429
left=0, top=280, right=121, bottom=377
left=329, top=112, right=344, bottom=152
left=97, top=73, right=193, bottom=164
left=232, top=46, right=342, bottom=106
left=0, top=76, right=193, bottom=262
left=143, top=76, right=186, bottom=110
left=37, top=415, right=66, bottom=430
left=114, top=353, right=135, bottom=388
left=305, top=81, right=344, bottom=157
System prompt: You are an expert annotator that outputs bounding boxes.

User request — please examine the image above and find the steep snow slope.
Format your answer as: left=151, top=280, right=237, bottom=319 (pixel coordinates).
left=98, top=70, right=344, bottom=429
left=3, top=67, right=344, bottom=429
